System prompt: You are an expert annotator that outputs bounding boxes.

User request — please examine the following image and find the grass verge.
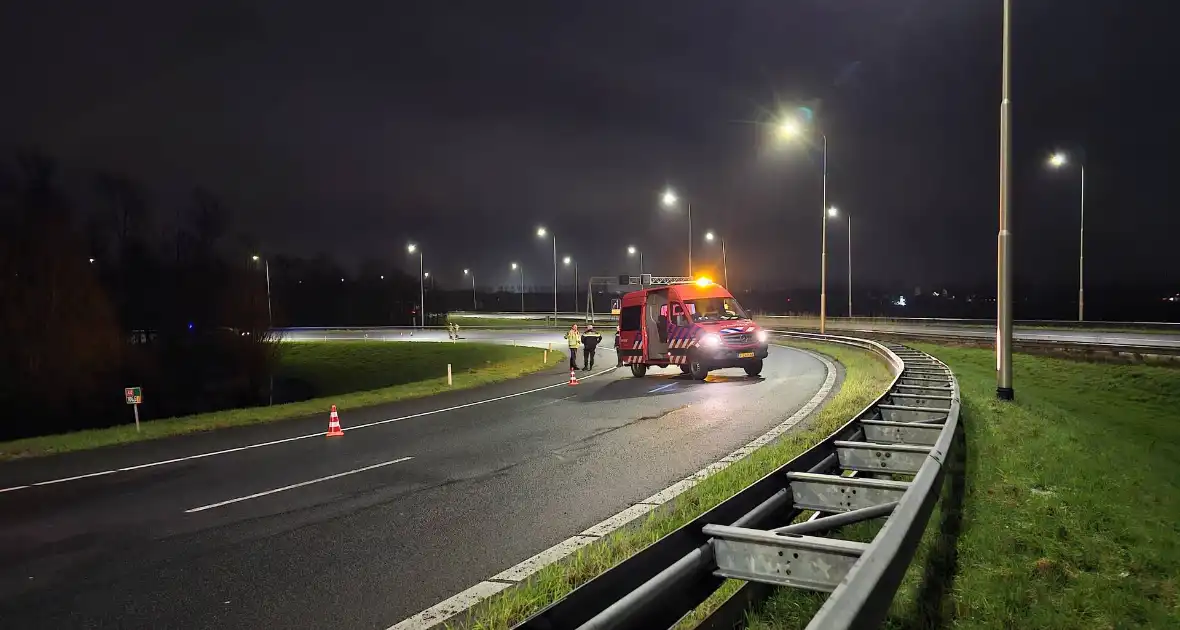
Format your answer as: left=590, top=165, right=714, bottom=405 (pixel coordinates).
left=0, top=342, right=552, bottom=461
left=742, top=345, right=1180, bottom=629
left=448, top=339, right=894, bottom=629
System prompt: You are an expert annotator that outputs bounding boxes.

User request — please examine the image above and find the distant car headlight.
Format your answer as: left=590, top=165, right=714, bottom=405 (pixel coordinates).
left=700, top=333, right=721, bottom=348
left=756, top=330, right=769, bottom=343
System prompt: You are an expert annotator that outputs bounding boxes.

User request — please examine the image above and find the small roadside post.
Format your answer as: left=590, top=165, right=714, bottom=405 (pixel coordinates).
left=124, top=386, right=143, bottom=432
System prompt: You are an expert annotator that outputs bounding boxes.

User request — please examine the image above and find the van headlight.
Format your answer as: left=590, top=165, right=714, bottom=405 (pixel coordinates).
left=700, top=333, right=721, bottom=348
left=756, top=330, right=769, bottom=343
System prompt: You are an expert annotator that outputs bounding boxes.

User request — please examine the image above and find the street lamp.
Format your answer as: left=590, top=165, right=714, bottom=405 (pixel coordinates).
left=704, top=231, right=729, bottom=288
left=537, top=226, right=557, bottom=316
left=463, top=268, right=476, bottom=311
left=511, top=262, right=524, bottom=312
left=825, top=209, right=853, bottom=317
left=408, top=243, right=424, bottom=327
left=563, top=255, right=579, bottom=313
left=250, top=254, right=273, bottom=328
left=1048, top=151, right=1085, bottom=322
left=424, top=271, right=433, bottom=291
left=627, top=245, right=644, bottom=279
left=996, top=0, right=1014, bottom=400
left=775, top=113, right=831, bottom=333
left=661, top=188, right=693, bottom=276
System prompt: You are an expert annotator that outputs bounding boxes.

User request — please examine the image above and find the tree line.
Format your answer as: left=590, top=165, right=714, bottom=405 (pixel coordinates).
left=0, top=151, right=424, bottom=441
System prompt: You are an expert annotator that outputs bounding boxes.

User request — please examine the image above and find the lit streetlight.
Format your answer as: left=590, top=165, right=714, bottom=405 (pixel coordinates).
left=627, top=245, right=644, bottom=280
left=661, top=188, right=693, bottom=276
left=511, top=262, right=524, bottom=312
left=704, top=231, right=728, bottom=288
left=563, top=255, right=579, bottom=313
left=1048, top=151, right=1085, bottom=322
left=825, top=208, right=853, bottom=317
left=408, top=243, right=424, bottom=327
left=463, top=268, right=476, bottom=311
left=537, top=226, right=557, bottom=316
left=88, top=257, right=95, bottom=264
left=250, top=254, right=273, bottom=328
left=775, top=113, right=832, bottom=333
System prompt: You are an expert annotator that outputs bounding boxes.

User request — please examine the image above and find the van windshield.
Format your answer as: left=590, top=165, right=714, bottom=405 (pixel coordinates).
left=684, top=297, right=748, bottom=322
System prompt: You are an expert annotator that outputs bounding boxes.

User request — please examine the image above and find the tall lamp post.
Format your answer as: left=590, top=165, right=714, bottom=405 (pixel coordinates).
left=511, top=262, right=524, bottom=312
left=537, top=227, right=557, bottom=316
left=463, top=268, right=476, bottom=311
left=704, top=231, right=728, bottom=288
left=627, top=246, right=644, bottom=280
left=823, top=209, right=853, bottom=317
left=661, top=188, right=693, bottom=276
left=563, top=256, right=578, bottom=313
left=776, top=117, right=831, bottom=333
left=996, top=0, right=1014, bottom=400
left=250, top=254, right=273, bottom=328
left=408, top=243, right=424, bottom=327
left=1048, top=151, right=1085, bottom=322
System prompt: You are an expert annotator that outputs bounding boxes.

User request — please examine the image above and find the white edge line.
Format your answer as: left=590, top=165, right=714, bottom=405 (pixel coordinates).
left=184, top=456, right=413, bottom=513
left=384, top=345, right=838, bottom=630
left=1, top=366, right=616, bottom=494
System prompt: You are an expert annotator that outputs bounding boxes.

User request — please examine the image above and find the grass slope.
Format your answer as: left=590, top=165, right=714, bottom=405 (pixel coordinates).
left=743, top=346, right=1180, bottom=629
left=0, top=341, right=551, bottom=461
left=450, top=339, right=894, bottom=629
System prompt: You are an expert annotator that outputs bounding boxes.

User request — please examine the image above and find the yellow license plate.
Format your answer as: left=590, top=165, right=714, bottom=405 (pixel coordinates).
left=738, top=351, right=755, bottom=358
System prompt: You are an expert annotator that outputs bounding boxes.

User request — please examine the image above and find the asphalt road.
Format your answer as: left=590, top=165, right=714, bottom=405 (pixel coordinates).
left=0, top=337, right=829, bottom=630
left=768, top=320, right=1180, bottom=349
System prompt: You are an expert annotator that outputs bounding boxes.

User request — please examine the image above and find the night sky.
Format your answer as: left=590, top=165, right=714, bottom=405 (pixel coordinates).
left=2, top=1, right=1176, bottom=292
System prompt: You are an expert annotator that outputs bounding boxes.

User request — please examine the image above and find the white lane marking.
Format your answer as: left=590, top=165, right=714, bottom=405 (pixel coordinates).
left=385, top=345, right=838, bottom=630
left=1, top=367, right=617, bottom=494
left=32, top=470, right=118, bottom=485
left=647, top=383, right=677, bottom=394
left=184, top=456, right=413, bottom=513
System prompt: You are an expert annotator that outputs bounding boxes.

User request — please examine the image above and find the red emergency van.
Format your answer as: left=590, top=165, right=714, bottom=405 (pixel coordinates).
left=617, top=278, right=769, bottom=380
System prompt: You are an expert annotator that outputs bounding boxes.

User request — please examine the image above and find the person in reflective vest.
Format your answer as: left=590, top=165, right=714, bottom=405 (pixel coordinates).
left=566, top=324, right=581, bottom=370
left=615, top=324, right=622, bottom=366
left=581, top=325, right=602, bottom=371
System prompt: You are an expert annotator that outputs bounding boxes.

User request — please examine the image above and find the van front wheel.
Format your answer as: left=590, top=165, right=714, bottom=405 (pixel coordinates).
left=630, top=364, right=648, bottom=378
left=743, top=359, right=764, bottom=377
left=689, top=359, right=709, bottom=381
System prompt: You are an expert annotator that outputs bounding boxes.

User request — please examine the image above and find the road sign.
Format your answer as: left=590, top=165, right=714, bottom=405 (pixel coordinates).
left=124, top=387, right=142, bottom=404
left=610, top=298, right=621, bottom=315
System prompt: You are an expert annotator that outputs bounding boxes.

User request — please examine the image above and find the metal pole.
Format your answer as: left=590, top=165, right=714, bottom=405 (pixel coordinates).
left=419, top=251, right=425, bottom=328
left=574, top=262, right=579, bottom=314
left=820, top=133, right=829, bottom=334
left=471, top=272, right=477, bottom=311
left=722, top=237, right=729, bottom=288
left=519, top=266, right=525, bottom=312
left=848, top=216, right=853, bottom=318
left=1079, top=164, right=1085, bottom=322
left=687, top=201, right=693, bottom=277
left=264, top=258, right=273, bottom=328
left=640, top=251, right=644, bottom=280
left=552, top=235, right=558, bottom=316
left=996, top=0, right=1014, bottom=400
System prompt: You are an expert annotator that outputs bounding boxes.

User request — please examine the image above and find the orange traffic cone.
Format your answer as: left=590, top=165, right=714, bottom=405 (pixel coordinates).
left=326, top=405, right=345, bottom=437
left=568, top=368, right=579, bottom=386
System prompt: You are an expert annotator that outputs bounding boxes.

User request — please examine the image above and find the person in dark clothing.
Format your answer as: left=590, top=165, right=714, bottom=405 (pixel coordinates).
left=581, top=325, right=603, bottom=370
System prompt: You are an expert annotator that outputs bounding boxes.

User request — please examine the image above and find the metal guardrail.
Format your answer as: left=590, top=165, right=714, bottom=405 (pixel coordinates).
left=512, top=332, right=961, bottom=630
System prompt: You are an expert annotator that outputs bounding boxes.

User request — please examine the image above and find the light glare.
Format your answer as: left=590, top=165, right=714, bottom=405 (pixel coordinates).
left=627, top=246, right=637, bottom=255
left=536, top=227, right=547, bottom=237
left=563, top=256, right=572, bottom=265
left=661, top=189, right=678, bottom=207
left=1049, top=152, right=1068, bottom=167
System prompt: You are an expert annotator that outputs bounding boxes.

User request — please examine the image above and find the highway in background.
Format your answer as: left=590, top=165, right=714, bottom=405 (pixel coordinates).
left=0, top=334, right=830, bottom=629
left=757, top=318, right=1180, bottom=350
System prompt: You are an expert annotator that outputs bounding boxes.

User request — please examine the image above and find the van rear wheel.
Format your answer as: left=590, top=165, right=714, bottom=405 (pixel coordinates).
left=630, top=364, right=648, bottom=378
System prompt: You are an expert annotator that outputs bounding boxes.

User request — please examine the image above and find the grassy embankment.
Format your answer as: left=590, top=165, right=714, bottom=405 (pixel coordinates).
left=740, top=345, right=1180, bottom=629
left=0, top=341, right=552, bottom=461
left=449, top=339, right=894, bottom=629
